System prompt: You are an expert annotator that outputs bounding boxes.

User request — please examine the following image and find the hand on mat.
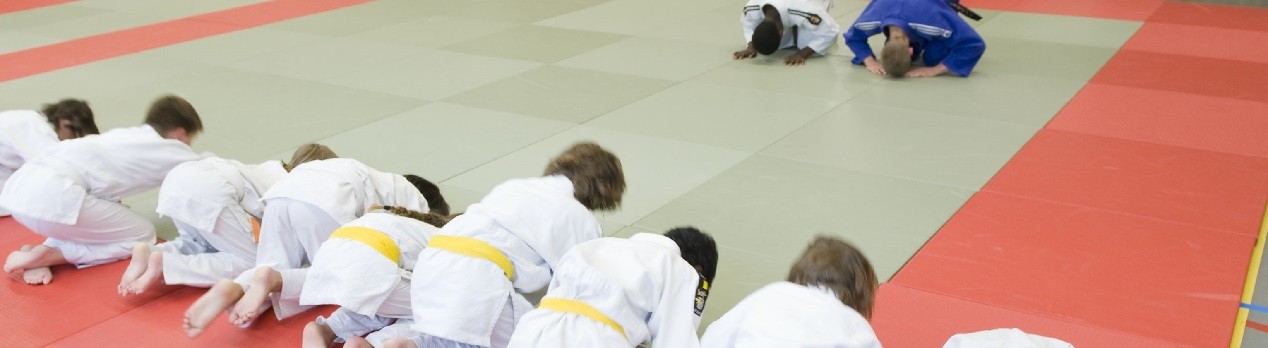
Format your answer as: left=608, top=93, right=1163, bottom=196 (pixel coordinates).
left=863, top=57, right=885, bottom=75
left=906, top=65, right=948, bottom=78
left=734, top=48, right=758, bottom=60
left=784, top=54, right=807, bottom=66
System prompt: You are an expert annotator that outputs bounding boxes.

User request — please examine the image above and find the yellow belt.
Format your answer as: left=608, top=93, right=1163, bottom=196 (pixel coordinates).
left=427, top=235, right=514, bottom=279
left=540, top=298, right=627, bottom=339
left=331, top=226, right=400, bottom=264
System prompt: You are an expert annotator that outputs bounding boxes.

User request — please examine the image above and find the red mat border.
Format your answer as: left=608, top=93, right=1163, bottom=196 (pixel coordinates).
left=0, top=0, right=370, bottom=82
left=0, top=0, right=72, bottom=15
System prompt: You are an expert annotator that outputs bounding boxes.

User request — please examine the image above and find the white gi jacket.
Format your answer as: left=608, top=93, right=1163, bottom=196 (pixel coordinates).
left=742, top=0, right=841, bottom=54
left=411, top=175, right=603, bottom=347
left=0, top=125, right=201, bottom=224
left=0, top=110, right=58, bottom=174
left=301, top=212, right=438, bottom=316
left=156, top=157, right=285, bottom=234
left=508, top=233, right=706, bottom=348
left=701, top=281, right=882, bottom=348
left=261, top=158, right=429, bottom=224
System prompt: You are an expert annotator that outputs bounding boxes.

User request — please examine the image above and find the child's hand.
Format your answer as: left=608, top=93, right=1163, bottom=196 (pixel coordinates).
left=905, top=65, right=948, bottom=78
left=863, top=57, right=886, bottom=75
left=733, top=48, right=758, bottom=60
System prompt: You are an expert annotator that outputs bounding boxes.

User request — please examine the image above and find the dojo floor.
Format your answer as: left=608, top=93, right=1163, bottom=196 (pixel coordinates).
left=3, top=0, right=1268, bottom=346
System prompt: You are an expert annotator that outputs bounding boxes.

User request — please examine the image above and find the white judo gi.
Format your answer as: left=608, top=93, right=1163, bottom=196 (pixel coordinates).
left=0, top=125, right=201, bottom=267
left=0, top=110, right=62, bottom=216
left=153, top=157, right=287, bottom=286
left=742, top=0, right=841, bottom=54
left=301, top=211, right=439, bottom=346
left=507, top=233, right=706, bottom=348
left=410, top=175, right=603, bottom=348
left=239, top=158, right=430, bottom=320
left=701, top=281, right=881, bottom=348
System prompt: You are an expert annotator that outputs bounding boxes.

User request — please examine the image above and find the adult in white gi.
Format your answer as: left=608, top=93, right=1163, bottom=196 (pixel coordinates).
left=701, top=236, right=881, bottom=348
left=734, top=0, right=840, bottom=65
left=388, top=142, right=625, bottom=348
left=117, top=143, right=336, bottom=296
left=507, top=228, right=718, bottom=348
left=300, top=207, right=446, bottom=348
left=0, top=99, right=99, bottom=216
left=183, top=158, right=447, bottom=337
left=0, top=95, right=203, bottom=286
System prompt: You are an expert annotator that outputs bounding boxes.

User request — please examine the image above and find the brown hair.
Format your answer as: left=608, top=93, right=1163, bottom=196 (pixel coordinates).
left=283, top=143, right=338, bottom=172
left=543, top=142, right=625, bottom=211
left=372, top=204, right=457, bottom=229
left=144, top=95, right=202, bottom=135
left=41, top=98, right=99, bottom=138
left=787, top=236, right=878, bottom=318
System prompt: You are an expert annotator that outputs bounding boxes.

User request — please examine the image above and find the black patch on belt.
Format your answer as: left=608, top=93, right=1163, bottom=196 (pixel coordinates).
left=694, top=276, right=710, bottom=316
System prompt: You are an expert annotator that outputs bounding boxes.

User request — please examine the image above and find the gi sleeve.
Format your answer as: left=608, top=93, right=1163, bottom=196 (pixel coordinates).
left=803, top=12, right=841, bottom=54
left=647, top=262, right=706, bottom=348
left=844, top=24, right=880, bottom=64
left=937, top=15, right=986, bottom=76
left=741, top=4, right=764, bottom=42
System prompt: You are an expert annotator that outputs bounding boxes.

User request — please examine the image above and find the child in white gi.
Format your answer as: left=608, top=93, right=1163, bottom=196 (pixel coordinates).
left=1, top=95, right=203, bottom=286
left=300, top=205, right=452, bottom=348
left=701, top=236, right=881, bottom=348
left=0, top=98, right=100, bottom=218
left=116, top=143, right=338, bottom=296
left=385, top=142, right=626, bottom=348
left=182, top=158, right=449, bottom=337
left=507, top=227, right=719, bottom=348
left=734, top=0, right=840, bottom=65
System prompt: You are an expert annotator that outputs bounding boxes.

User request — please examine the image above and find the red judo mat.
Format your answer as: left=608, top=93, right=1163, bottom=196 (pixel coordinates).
left=1147, top=2, right=1268, bottom=32
left=0, top=0, right=71, bottom=14
left=889, top=192, right=1254, bottom=347
left=871, top=283, right=1187, bottom=348
left=0, top=0, right=369, bottom=82
left=1091, top=50, right=1268, bottom=105
left=1047, top=83, right=1268, bottom=159
left=981, top=129, right=1268, bottom=235
left=0, top=218, right=179, bottom=347
left=960, top=0, right=1162, bottom=21
left=48, top=287, right=335, bottom=348
left=1122, top=22, right=1268, bottom=64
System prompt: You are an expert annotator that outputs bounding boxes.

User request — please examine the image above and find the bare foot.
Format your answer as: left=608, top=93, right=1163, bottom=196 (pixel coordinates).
left=5, top=245, right=34, bottom=280
left=5, top=245, right=38, bottom=273
left=345, top=336, right=371, bottom=348
left=383, top=338, right=418, bottom=348
left=118, top=243, right=152, bottom=296
left=4, top=245, right=65, bottom=272
left=23, top=266, right=52, bottom=285
left=231, top=267, right=281, bottom=326
left=128, top=251, right=164, bottom=295
left=184, top=280, right=244, bottom=338
left=303, top=321, right=336, bottom=348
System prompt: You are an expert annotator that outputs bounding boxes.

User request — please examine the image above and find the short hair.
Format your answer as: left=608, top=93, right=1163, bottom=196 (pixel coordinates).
left=41, top=98, right=99, bottom=138
left=404, top=174, right=449, bottom=216
left=752, top=21, right=781, bottom=55
left=880, top=38, right=912, bottom=78
left=144, top=95, right=203, bottom=135
left=284, top=143, right=338, bottom=172
left=543, top=142, right=625, bottom=211
left=786, top=236, right=878, bottom=318
left=664, top=226, right=719, bottom=282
